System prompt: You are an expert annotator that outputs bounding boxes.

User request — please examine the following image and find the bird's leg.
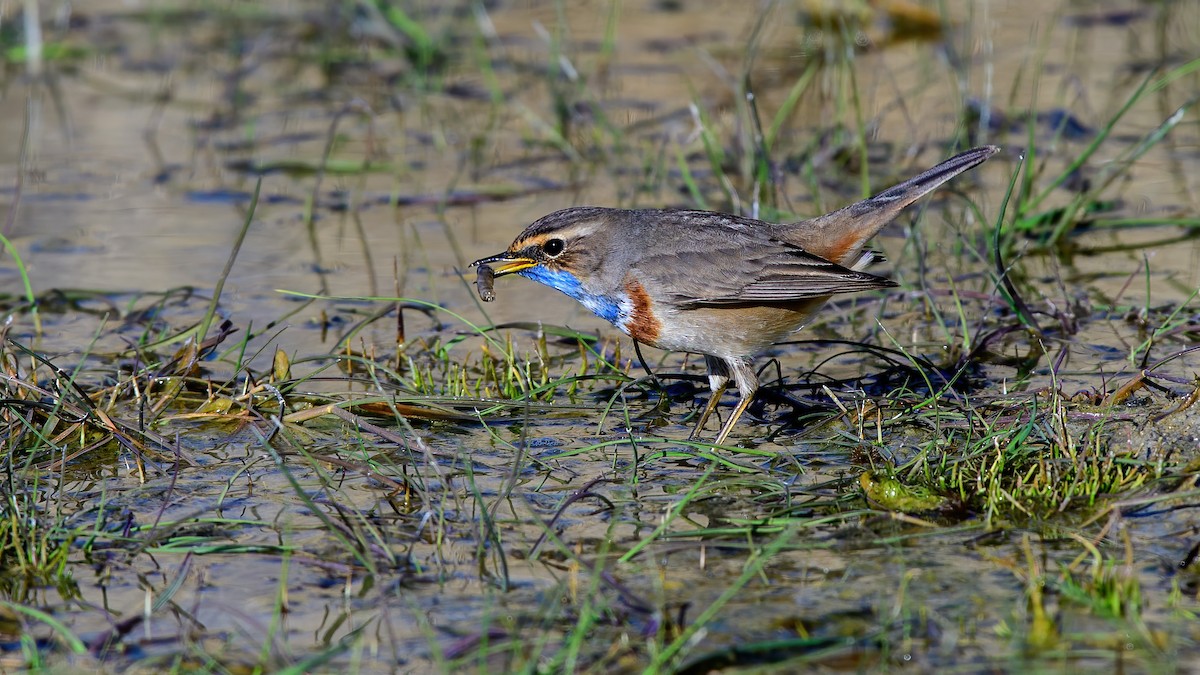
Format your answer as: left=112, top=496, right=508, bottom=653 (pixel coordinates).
left=712, top=358, right=759, bottom=446
left=689, top=356, right=729, bottom=440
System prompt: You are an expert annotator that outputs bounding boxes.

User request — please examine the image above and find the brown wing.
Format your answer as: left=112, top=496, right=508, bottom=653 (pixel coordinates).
left=630, top=235, right=896, bottom=310
left=677, top=242, right=895, bottom=307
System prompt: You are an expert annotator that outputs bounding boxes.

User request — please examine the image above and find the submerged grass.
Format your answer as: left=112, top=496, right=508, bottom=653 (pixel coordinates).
left=8, top=269, right=1195, bottom=669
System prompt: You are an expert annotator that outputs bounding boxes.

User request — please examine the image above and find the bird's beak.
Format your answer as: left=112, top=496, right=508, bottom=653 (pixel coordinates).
left=470, top=252, right=536, bottom=276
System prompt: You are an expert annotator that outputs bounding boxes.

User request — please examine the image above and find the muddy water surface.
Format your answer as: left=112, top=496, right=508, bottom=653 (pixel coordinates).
left=3, top=0, right=1200, bottom=672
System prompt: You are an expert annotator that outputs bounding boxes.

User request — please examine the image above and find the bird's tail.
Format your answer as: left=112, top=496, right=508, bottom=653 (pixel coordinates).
left=786, top=145, right=1000, bottom=267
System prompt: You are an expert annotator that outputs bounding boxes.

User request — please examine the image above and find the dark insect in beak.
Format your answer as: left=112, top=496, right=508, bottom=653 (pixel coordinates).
left=475, top=264, right=496, bottom=302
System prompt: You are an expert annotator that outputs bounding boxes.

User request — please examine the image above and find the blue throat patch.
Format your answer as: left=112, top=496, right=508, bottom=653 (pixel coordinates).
left=519, top=266, right=625, bottom=326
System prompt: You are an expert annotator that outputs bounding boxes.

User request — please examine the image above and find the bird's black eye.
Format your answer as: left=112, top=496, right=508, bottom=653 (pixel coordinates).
left=543, top=238, right=565, bottom=257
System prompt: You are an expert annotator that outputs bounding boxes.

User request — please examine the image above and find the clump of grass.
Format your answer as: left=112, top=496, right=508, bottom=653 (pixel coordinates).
left=0, top=478, right=75, bottom=598
left=990, top=54, right=1200, bottom=252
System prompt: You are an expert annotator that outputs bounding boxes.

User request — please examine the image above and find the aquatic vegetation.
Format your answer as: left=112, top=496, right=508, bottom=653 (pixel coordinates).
left=1, top=0, right=1198, bottom=672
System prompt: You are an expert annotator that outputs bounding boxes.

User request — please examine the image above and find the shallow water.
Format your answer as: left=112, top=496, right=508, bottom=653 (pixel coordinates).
left=3, top=0, right=1200, bottom=671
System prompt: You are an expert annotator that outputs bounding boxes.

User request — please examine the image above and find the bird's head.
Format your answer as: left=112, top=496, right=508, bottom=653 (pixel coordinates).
left=470, top=207, right=616, bottom=292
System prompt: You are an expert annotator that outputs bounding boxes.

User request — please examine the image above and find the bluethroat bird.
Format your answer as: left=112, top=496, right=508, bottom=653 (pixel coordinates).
left=472, top=146, right=999, bottom=444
